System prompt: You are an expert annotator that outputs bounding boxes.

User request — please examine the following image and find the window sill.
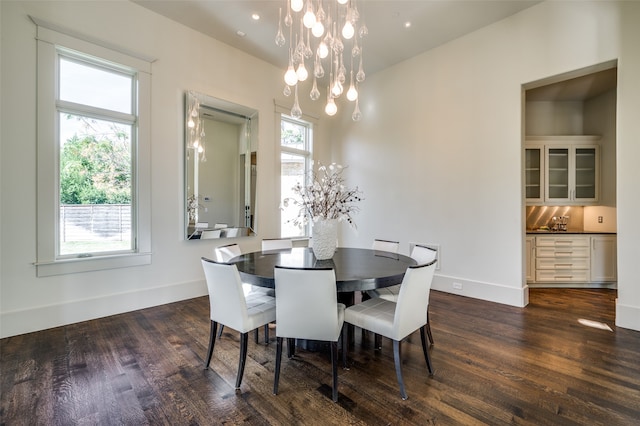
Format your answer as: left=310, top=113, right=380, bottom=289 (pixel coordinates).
left=35, top=252, right=152, bottom=277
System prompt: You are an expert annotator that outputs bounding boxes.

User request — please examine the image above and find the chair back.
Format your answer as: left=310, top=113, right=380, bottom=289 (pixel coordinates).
left=201, top=258, right=251, bottom=332
left=372, top=239, right=399, bottom=253
left=274, top=266, right=343, bottom=342
left=214, top=243, right=242, bottom=263
left=201, top=229, right=221, bottom=239
left=393, top=260, right=437, bottom=339
left=410, top=244, right=437, bottom=265
left=262, top=238, right=293, bottom=250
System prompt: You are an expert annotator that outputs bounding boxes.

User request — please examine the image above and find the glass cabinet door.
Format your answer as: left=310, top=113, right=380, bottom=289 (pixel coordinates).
left=574, top=147, right=597, bottom=199
left=546, top=147, right=569, bottom=200
left=525, top=147, right=542, bottom=201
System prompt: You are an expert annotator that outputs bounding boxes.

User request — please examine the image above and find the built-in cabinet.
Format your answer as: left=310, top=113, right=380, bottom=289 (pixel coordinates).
left=527, top=234, right=616, bottom=287
left=591, top=235, right=617, bottom=282
left=525, top=136, right=600, bottom=205
left=526, top=236, right=535, bottom=282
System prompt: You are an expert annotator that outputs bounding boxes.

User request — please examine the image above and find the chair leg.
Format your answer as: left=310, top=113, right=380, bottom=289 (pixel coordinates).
left=393, top=340, right=408, bottom=400
left=426, top=307, right=434, bottom=345
left=205, top=320, right=218, bottom=369
left=264, top=324, right=269, bottom=344
left=341, top=326, right=349, bottom=370
left=420, top=327, right=434, bottom=375
left=274, top=337, right=284, bottom=395
left=255, top=329, right=259, bottom=344
left=217, top=324, right=224, bottom=338
left=236, top=332, right=249, bottom=389
left=375, top=333, right=382, bottom=350
left=330, top=341, right=339, bottom=402
left=287, top=338, right=296, bottom=358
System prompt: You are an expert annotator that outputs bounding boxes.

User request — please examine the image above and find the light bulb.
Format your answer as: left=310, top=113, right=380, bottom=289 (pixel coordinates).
left=284, top=64, right=298, bottom=86
left=193, top=140, right=199, bottom=148
left=312, top=21, right=324, bottom=38
left=325, top=97, right=337, bottom=116
left=337, top=0, right=348, bottom=4
left=342, top=21, right=355, bottom=39
left=187, top=118, right=195, bottom=128
left=291, top=0, right=303, bottom=13
left=303, top=11, right=316, bottom=29
left=197, top=145, right=204, bottom=153
left=317, top=41, right=329, bottom=59
left=283, top=85, right=292, bottom=97
left=346, top=84, right=358, bottom=101
left=310, top=78, right=320, bottom=101
left=296, top=61, right=308, bottom=81
left=331, top=80, right=343, bottom=97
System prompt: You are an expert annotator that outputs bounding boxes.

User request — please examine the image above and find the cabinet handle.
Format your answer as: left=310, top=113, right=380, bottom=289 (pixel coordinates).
left=555, top=251, right=573, bottom=255
left=555, top=263, right=573, bottom=267
left=555, top=241, right=573, bottom=244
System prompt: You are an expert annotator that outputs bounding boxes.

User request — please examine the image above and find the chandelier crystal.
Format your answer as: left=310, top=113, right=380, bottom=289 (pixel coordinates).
left=276, top=0, right=367, bottom=121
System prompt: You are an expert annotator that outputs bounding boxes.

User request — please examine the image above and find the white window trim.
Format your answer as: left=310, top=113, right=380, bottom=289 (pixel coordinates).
left=34, top=19, right=153, bottom=277
left=276, top=103, right=316, bottom=238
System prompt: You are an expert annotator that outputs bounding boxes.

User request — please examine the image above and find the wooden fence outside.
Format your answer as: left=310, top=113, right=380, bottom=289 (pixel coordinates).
left=60, top=204, right=131, bottom=242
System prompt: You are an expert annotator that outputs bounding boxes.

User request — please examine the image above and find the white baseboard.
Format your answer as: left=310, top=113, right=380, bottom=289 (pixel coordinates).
left=0, top=279, right=207, bottom=339
left=432, top=275, right=529, bottom=307
left=615, top=299, right=640, bottom=332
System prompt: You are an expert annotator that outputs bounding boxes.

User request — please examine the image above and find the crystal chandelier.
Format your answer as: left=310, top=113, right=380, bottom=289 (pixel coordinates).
left=186, top=91, right=206, bottom=162
left=276, top=0, right=367, bottom=121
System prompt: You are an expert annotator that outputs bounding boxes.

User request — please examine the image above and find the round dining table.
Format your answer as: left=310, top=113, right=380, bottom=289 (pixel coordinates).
left=231, top=247, right=416, bottom=295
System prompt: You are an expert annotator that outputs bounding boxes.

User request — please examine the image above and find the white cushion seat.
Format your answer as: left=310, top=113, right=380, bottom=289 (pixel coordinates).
left=344, top=260, right=437, bottom=400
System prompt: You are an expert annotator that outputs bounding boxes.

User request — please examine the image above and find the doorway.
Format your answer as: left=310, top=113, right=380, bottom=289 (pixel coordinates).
left=522, top=62, right=618, bottom=304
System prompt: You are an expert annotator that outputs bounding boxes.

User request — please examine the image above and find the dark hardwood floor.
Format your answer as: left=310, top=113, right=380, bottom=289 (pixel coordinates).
left=1, top=288, right=639, bottom=425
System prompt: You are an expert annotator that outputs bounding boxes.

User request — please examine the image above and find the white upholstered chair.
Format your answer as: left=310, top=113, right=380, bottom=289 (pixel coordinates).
left=367, top=244, right=437, bottom=345
left=261, top=238, right=293, bottom=251
left=344, top=260, right=437, bottom=400
left=201, top=229, right=221, bottom=239
left=371, top=238, right=400, bottom=253
left=200, top=257, right=276, bottom=389
left=214, top=243, right=273, bottom=343
left=273, top=266, right=345, bottom=402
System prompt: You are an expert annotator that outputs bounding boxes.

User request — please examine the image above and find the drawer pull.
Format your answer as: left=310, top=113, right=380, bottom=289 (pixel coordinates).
left=555, top=264, right=573, bottom=267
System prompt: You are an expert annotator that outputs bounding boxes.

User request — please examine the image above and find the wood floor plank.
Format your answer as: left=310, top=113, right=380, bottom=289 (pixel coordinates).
left=1, top=288, right=639, bottom=425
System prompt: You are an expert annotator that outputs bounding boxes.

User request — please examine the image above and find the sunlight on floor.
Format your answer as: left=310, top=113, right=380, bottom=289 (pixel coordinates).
left=578, top=318, right=613, bottom=331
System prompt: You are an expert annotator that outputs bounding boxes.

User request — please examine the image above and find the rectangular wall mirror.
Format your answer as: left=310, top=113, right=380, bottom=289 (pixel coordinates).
left=185, top=91, right=258, bottom=240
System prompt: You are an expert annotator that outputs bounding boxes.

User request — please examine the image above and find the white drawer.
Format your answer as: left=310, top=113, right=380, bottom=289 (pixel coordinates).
left=535, top=236, right=590, bottom=247
left=536, top=258, right=590, bottom=270
left=536, top=247, right=590, bottom=258
left=536, top=269, right=590, bottom=282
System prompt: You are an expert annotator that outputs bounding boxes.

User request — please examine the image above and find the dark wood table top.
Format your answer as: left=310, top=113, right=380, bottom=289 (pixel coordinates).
left=231, top=247, right=416, bottom=292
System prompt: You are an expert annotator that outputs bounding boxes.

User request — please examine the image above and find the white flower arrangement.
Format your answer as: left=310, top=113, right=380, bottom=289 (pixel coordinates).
left=284, top=162, right=363, bottom=228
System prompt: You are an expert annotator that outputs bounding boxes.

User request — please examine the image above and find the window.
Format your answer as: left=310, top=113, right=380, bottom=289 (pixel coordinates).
left=35, top=20, right=152, bottom=276
left=280, top=116, right=313, bottom=238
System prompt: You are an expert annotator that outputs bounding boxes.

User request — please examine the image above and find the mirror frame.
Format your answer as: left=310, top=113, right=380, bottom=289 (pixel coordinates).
left=185, top=91, right=258, bottom=240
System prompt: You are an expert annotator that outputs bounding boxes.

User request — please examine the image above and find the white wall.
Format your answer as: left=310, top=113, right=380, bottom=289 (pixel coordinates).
left=0, top=0, right=309, bottom=338
left=333, top=1, right=640, bottom=330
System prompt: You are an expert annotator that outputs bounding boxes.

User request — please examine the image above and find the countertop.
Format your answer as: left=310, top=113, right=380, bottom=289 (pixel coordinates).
left=526, top=230, right=617, bottom=235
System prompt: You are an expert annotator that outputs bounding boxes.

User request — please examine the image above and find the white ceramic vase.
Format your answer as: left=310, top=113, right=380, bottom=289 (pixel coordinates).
left=312, top=219, right=338, bottom=260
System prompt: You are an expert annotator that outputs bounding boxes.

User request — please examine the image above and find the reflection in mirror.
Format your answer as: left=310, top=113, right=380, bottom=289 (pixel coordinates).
left=185, top=91, right=258, bottom=240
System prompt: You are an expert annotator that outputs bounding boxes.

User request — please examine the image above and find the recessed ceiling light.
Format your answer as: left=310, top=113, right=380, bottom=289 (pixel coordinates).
left=404, top=21, right=412, bottom=29
left=251, top=13, right=260, bottom=21
left=236, top=30, right=246, bottom=37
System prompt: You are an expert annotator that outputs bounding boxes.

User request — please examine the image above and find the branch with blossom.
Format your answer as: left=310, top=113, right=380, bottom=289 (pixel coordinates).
left=283, top=163, right=363, bottom=228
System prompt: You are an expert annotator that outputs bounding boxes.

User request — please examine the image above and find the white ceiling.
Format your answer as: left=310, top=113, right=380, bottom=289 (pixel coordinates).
left=133, top=0, right=617, bottom=101
left=133, top=0, right=541, bottom=76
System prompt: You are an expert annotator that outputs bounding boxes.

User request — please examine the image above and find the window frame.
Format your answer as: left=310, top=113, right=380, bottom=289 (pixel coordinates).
left=279, top=114, right=314, bottom=238
left=35, top=20, right=152, bottom=276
